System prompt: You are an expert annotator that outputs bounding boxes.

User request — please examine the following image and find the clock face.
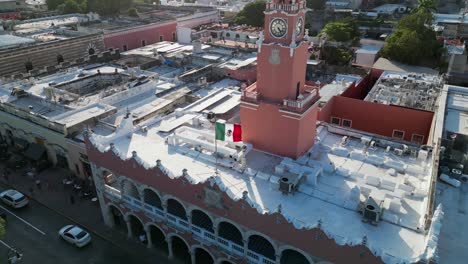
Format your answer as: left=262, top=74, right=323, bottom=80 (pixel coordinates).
left=270, top=18, right=287, bottom=38
left=295, top=17, right=303, bottom=36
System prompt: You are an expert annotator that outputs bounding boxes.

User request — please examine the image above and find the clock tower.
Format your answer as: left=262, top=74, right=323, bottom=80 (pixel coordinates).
left=240, top=0, right=320, bottom=158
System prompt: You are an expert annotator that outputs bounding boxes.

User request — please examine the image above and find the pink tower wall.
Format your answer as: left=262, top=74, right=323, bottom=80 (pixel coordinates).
left=240, top=101, right=318, bottom=158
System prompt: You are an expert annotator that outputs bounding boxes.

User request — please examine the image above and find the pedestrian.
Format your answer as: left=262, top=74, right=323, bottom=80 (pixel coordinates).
left=29, top=187, right=34, bottom=196
left=3, top=169, right=8, bottom=182
left=139, top=233, right=147, bottom=244
left=35, top=179, right=41, bottom=190
left=69, top=195, right=75, bottom=205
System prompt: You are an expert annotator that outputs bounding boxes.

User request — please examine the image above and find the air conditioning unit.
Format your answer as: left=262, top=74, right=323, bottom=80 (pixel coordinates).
left=362, top=196, right=383, bottom=225
left=278, top=172, right=304, bottom=195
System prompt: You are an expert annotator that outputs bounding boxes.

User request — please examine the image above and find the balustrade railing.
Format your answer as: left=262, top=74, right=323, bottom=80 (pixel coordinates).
left=266, top=2, right=306, bottom=12
left=241, top=90, right=260, bottom=103
left=103, top=188, right=273, bottom=263
left=282, top=86, right=319, bottom=113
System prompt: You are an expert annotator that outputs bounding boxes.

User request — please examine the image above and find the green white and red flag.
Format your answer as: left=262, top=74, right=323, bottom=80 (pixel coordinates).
left=215, top=122, right=242, bottom=142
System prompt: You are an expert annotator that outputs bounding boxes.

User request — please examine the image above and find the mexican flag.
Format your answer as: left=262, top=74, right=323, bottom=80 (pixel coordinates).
left=215, top=122, right=242, bottom=142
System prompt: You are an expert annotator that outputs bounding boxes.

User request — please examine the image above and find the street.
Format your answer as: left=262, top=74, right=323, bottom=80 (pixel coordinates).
left=0, top=195, right=148, bottom=264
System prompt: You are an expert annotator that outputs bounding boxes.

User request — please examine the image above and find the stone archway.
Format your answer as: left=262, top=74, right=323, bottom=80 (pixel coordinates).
left=167, top=198, right=187, bottom=220
left=108, top=204, right=125, bottom=231
left=247, top=234, right=276, bottom=260
left=149, top=224, right=168, bottom=254
left=143, top=189, right=163, bottom=209
left=218, top=221, right=243, bottom=245
left=127, top=214, right=144, bottom=240
left=191, top=209, right=214, bottom=233
left=170, top=235, right=191, bottom=264
left=280, top=249, right=310, bottom=264
left=122, top=180, right=139, bottom=199
left=194, top=247, right=214, bottom=264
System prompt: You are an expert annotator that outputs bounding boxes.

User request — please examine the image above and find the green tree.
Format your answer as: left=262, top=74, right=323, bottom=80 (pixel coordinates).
left=63, top=0, right=82, bottom=14
left=128, top=7, right=139, bottom=17
left=381, top=11, right=442, bottom=65
left=46, top=0, right=65, bottom=10
left=413, top=0, right=438, bottom=14
left=88, top=0, right=132, bottom=16
left=320, top=18, right=359, bottom=42
left=306, top=0, right=325, bottom=10
left=0, top=217, right=5, bottom=238
left=234, top=0, right=266, bottom=27
left=323, top=46, right=352, bottom=65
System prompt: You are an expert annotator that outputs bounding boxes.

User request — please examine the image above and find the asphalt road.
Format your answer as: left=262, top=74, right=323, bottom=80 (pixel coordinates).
left=0, top=196, right=148, bottom=264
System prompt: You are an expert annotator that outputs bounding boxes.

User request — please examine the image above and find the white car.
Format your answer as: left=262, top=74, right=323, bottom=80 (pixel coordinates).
left=0, top=189, right=29, bottom=208
left=58, top=225, right=92, bottom=248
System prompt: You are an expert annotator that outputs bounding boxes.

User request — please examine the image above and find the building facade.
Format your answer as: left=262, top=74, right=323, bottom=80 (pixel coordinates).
left=103, top=21, right=178, bottom=52
left=85, top=1, right=441, bottom=264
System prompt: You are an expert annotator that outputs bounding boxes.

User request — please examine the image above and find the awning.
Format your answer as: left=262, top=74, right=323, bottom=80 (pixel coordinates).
left=13, top=137, right=29, bottom=149
left=24, top=143, right=46, bottom=161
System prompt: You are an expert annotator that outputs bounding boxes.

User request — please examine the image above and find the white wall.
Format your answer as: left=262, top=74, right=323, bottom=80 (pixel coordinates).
left=177, top=26, right=193, bottom=44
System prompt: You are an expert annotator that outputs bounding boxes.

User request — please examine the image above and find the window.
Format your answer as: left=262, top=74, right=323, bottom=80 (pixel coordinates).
left=141, top=40, right=146, bottom=47
left=392, top=130, right=405, bottom=140
left=331, top=117, right=341, bottom=125
left=411, top=134, right=424, bottom=144
left=342, top=119, right=352, bottom=128
left=122, top=45, right=128, bottom=51
left=225, top=32, right=231, bottom=38
left=159, top=35, right=163, bottom=42
left=172, top=32, right=176, bottom=41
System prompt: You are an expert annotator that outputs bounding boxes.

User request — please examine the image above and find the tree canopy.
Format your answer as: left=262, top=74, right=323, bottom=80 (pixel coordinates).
left=413, top=0, right=438, bottom=14
left=0, top=217, right=5, bottom=238
left=128, top=7, right=139, bottom=17
left=381, top=7, right=442, bottom=65
left=323, top=46, right=352, bottom=65
left=63, top=0, right=82, bottom=14
left=306, top=0, right=325, bottom=10
left=47, top=0, right=133, bottom=16
left=320, top=18, right=359, bottom=42
left=234, top=0, right=266, bottom=27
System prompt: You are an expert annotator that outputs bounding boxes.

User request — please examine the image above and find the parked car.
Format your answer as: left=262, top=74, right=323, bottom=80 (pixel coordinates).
left=0, top=189, right=29, bottom=208
left=58, top=225, right=91, bottom=248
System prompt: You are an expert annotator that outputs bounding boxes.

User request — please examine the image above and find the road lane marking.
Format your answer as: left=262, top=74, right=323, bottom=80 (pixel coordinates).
left=0, top=239, right=14, bottom=250
left=0, top=205, right=46, bottom=235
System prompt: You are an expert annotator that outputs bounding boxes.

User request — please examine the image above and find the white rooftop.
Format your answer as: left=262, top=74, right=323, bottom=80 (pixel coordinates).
left=122, top=41, right=210, bottom=57
left=433, top=13, right=468, bottom=25
left=373, top=4, right=405, bottom=13
left=319, top=74, right=362, bottom=103
left=90, top=101, right=440, bottom=264
left=0, top=34, right=35, bottom=50
left=14, top=14, right=92, bottom=33
left=442, top=85, right=468, bottom=136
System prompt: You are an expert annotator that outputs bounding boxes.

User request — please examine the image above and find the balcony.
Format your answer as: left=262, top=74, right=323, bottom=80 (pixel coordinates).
left=281, top=86, right=319, bottom=113
left=265, top=2, right=306, bottom=13
left=241, top=83, right=260, bottom=104
left=103, top=186, right=275, bottom=264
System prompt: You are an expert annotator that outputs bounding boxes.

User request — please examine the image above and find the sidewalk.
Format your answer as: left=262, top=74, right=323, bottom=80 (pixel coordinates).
left=0, top=164, right=173, bottom=264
